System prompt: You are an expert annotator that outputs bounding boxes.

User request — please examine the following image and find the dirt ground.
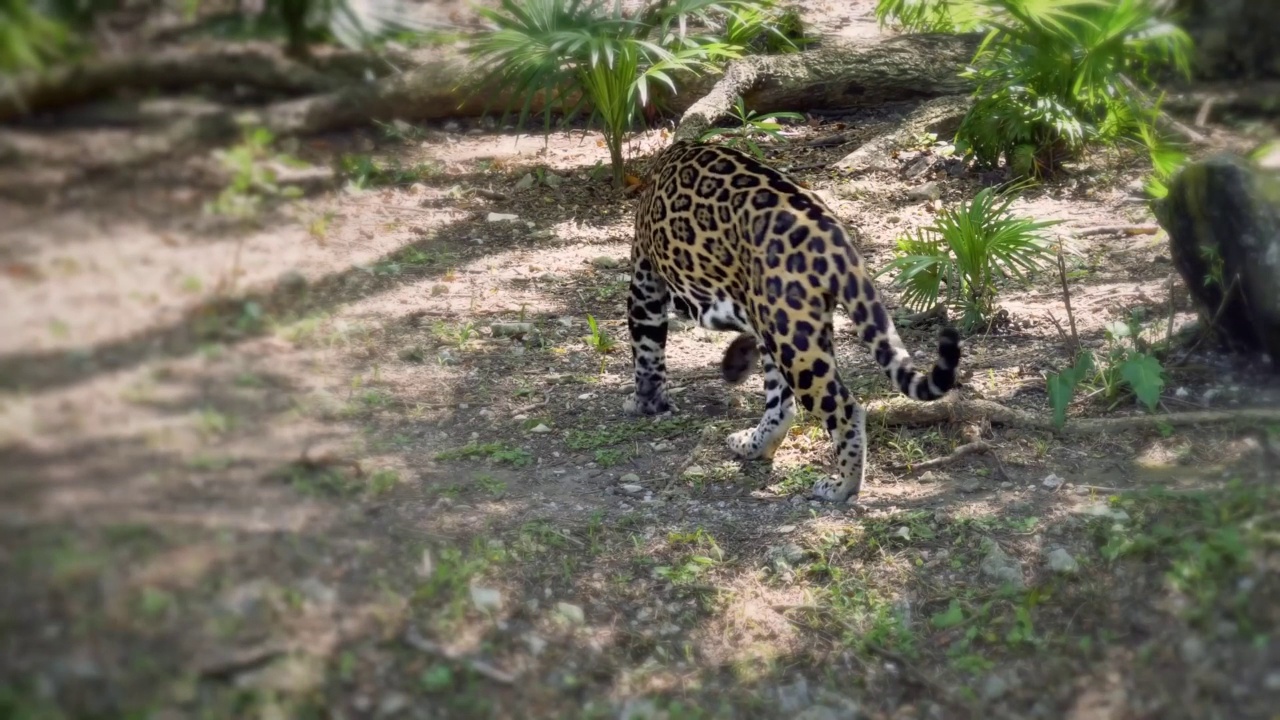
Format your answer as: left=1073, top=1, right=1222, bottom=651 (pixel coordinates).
left=3, top=2, right=1280, bottom=719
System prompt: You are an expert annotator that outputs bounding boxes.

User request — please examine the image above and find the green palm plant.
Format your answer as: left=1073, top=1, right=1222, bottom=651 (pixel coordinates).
left=1, top=0, right=73, bottom=73
left=954, top=0, right=1192, bottom=178
left=878, top=185, right=1062, bottom=332
left=468, top=0, right=796, bottom=188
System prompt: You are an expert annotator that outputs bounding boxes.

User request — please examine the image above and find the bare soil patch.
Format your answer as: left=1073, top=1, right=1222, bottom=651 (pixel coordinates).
left=3, top=3, right=1280, bottom=719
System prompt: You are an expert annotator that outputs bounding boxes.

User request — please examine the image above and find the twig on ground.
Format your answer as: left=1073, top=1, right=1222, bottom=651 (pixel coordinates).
left=1119, top=75, right=1208, bottom=145
left=1055, top=248, right=1080, bottom=356
left=404, top=627, right=516, bottom=684
left=1195, top=97, right=1216, bottom=128
left=1072, top=224, right=1160, bottom=238
left=892, top=440, right=993, bottom=473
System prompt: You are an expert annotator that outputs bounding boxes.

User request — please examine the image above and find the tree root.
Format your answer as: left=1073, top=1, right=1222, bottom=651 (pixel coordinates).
left=865, top=395, right=1280, bottom=434
left=891, top=439, right=994, bottom=474
left=832, top=94, right=972, bottom=173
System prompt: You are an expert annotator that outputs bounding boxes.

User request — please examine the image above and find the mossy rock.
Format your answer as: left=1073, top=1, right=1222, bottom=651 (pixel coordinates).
left=1155, top=151, right=1280, bottom=368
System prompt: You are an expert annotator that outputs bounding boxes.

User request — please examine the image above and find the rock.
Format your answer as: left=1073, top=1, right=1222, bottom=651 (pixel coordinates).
left=486, top=212, right=519, bottom=222
left=620, top=473, right=640, bottom=484
left=529, top=423, right=552, bottom=433
left=893, top=526, right=912, bottom=541
left=296, top=578, right=336, bottom=608
left=618, top=698, right=661, bottom=720
left=957, top=477, right=983, bottom=493
left=1046, top=548, right=1079, bottom=574
left=490, top=322, right=535, bottom=339
left=1180, top=635, right=1207, bottom=664
left=377, top=691, right=410, bottom=716
left=682, top=465, right=706, bottom=478
left=795, top=708, right=841, bottom=720
left=235, top=654, right=325, bottom=694
left=980, top=673, right=1011, bottom=701
left=1075, top=503, right=1130, bottom=522
left=525, top=633, right=547, bottom=657
left=591, top=256, right=622, bottom=269
left=774, top=677, right=811, bottom=712
left=470, top=585, right=502, bottom=612
left=543, top=173, right=563, bottom=188
left=768, top=543, right=807, bottom=569
left=1041, top=473, right=1065, bottom=489
left=1155, top=153, right=1280, bottom=369
left=276, top=269, right=307, bottom=293
left=514, top=173, right=535, bottom=191
left=620, top=484, right=645, bottom=495
left=979, top=538, right=1024, bottom=589
left=556, top=602, right=585, bottom=625
left=906, top=182, right=941, bottom=202
left=1263, top=671, right=1280, bottom=691
left=904, top=154, right=936, bottom=179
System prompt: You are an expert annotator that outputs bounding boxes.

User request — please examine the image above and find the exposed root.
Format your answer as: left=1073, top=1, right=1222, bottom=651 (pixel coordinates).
left=892, top=439, right=994, bottom=474
left=404, top=626, right=517, bottom=684
left=866, top=395, right=1280, bottom=434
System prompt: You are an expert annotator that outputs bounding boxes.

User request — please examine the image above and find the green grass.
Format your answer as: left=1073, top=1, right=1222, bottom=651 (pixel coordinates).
left=434, top=442, right=533, bottom=467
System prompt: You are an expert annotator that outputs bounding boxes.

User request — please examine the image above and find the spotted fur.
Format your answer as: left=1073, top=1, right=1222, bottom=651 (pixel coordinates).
left=624, top=139, right=962, bottom=503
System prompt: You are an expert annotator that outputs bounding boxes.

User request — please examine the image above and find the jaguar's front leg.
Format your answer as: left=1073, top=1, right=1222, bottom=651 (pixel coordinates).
left=623, top=252, right=676, bottom=416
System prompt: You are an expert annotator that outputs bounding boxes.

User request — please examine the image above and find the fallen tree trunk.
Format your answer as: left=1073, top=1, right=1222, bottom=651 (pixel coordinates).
left=8, top=32, right=989, bottom=177
left=0, top=44, right=349, bottom=122
left=673, top=32, right=983, bottom=141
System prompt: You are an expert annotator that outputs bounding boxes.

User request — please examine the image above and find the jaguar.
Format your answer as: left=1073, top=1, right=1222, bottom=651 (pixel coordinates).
left=624, top=138, right=962, bottom=503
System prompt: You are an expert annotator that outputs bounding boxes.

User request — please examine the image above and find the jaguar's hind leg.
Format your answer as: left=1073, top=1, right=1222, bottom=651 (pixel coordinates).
left=726, top=348, right=796, bottom=461
left=624, top=252, right=676, bottom=416
left=771, top=322, right=868, bottom=503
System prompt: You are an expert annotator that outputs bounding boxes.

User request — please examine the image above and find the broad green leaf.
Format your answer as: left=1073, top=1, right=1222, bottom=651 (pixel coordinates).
left=1119, top=353, right=1164, bottom=412
left=931, top=599, right=965, bottom=629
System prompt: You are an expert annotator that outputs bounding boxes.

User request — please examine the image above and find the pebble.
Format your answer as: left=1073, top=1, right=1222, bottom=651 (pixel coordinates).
left=979, top=538, right=1024, bottom=589
left=1041, top=473, right=1065, bottom=489
left=529, top=423, right=552, bottom=433
left=470, top=586, right=502, bottom=612
left=556, top=602, right=585, bottom=625
left=1046, top=548, right=1079, bottom=574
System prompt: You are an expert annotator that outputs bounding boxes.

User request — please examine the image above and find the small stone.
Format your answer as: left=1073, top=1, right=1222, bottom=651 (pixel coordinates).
left=682, top=465, right=706, bottom=478
left=578, top=392, right=596, bottom=400
left=430, top=283, right=448, bottom=296
left=525, top=633, right=547, bottom=656
left=794, top=707, right=841, bottom=720
left=620, top=484, right=644, bottom=495
left=957, top=477, right=983, bottom=493
left=514, top=173, right=535, bottom=191
left=1263, top=672, right=1280, bottom=691
left=979, top=538, right=1024, bottom=589
left=980, top=673, right=1010, bottom=701
left=652, top=441, right=674, bottom=452
left=378, top=691, right=410, bottom=716
left=1180, top=636, right=1207, bottom=664
left=893, top=526, right=912, bottom=541
left=276, top=269, right=307, bottom=293
left=490, top=322, right=534, bottom=339
left=296, top=578, right=336, bottom=608
left=1042, top=473, right=1065, bottom=489
left=620, top=473, right=640, bottom=483
left=776, top=524, right=797, bottom=533
left=529, top=423, right=552, bottom=434
left=543, top=172, right=563, bottom=188
left=907, top=182, right=941, bottom=202
left=556, top=602, right=585, bottom=625
left=486, top=212, right=519, bottom=222
left=618, top=698, right=660, bottom=720
left=1046, top=548, right=1079, bottom=574
left=774, top=677, right=811, bottom=713
left=590, top=256, right=622, bottom=269
left=1075, top=503, right=1130, bottom=522
left=470, top=585, right=502, bottom=612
